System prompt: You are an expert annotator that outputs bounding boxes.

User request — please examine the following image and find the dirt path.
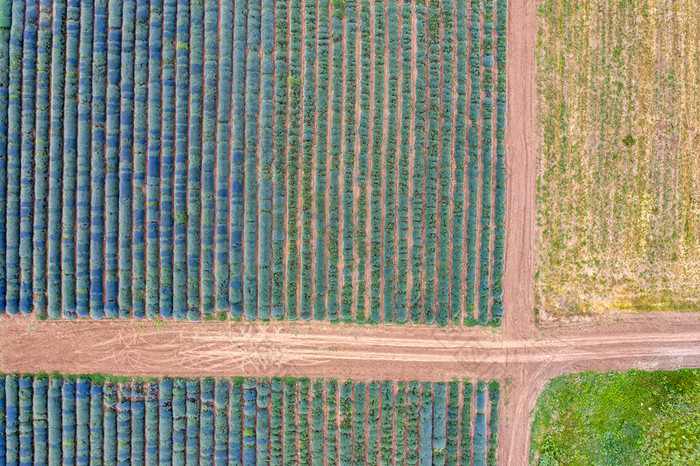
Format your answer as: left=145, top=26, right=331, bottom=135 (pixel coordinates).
left=502, top=0, right=537, bottom=340
left=2, top=313, right=697, bottom=376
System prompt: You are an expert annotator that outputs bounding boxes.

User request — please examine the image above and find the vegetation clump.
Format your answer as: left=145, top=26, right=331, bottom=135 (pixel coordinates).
left=531, top=369, right=700, bottom=465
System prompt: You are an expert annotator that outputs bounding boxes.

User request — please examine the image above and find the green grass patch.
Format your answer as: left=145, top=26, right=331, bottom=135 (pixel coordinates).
left=530, top=369, right=700, bottom=465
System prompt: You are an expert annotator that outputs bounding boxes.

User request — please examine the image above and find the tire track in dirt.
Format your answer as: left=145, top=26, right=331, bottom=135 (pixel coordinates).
left=2, top=314, right=698, bottom=373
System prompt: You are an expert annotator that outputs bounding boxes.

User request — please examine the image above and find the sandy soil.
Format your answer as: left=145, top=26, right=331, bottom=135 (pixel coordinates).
left=502, top=0, right=537, bottom=340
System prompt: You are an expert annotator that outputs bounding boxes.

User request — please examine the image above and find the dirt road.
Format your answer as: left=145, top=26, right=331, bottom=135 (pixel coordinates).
left=502, top=0, right=537, bottom=341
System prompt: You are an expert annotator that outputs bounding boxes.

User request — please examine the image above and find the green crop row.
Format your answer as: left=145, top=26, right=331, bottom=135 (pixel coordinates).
left=396, top=2, right=412, bottom=324
left=172, top=0, right=189, bottom=319
left=62, top=0, right=79, bottom=316
left=477, top=0, right=496, bottom=325
left=410, top=2, right=427, bottom=324
left=229, top=0, right=246, bottom=318
left=354, top=0, right=371, bottom=324
left=12, top=0, right=33, bottom=315
left=382, top=0, right=399, bottom=324
left=257, top=0, right=275, bottom=319
left=132, top=0, right=147, bottom=318
left=145, top=0, right=162, bottom=319
left=424, top=0, right=442, bottom=326
left=0, top=0, right=11, bottom=315
left=340, top=0, right=357, bottom=322
left=118, top=0, right=136, bottom=316
left=243, top=0, right=261, bottom=320
left=437, top=0, right=455, bottom=327
left=313, top=0, right=330, bottom=322
left=452, top=0, right=468, bottom=324
left=31, top=0, right=51, bottom=317
left=158, top=0, right=176, bottom=319
left=299, top=0, right=317, bottom=321
left=368, top=0, right=385, bottom=323
left=215, top=0, right=232, bottom=313
left=284, top=0, right=302, bottom=322
left=270, top=1, right=288, bottom=320
left=464, top=0, right=481, bottom=323
left=326, top=0, right=344, bottom=322
left=491, top=0, right=507, bottom=323
left=185, top=0, right=203, bottom=318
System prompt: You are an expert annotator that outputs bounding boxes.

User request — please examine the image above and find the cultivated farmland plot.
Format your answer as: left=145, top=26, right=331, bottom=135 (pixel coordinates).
left=0, top=0, right=507, bottom=325
left=535, top=0, right=699, bottom=317
left=0, top=374, right=501, bottom=465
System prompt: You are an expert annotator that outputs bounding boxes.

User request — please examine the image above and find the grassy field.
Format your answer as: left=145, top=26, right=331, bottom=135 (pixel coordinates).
left=530, top=369, right=700, bottom=465
left=535, top=0, right=700, bottom=317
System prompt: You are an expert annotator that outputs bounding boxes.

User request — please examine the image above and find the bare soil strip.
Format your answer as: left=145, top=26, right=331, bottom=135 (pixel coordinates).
left=502, top=0, right=537, bottom=339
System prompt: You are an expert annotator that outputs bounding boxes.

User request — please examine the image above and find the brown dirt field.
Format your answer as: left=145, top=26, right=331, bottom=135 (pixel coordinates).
left=535, top=0, right=700, bottom=317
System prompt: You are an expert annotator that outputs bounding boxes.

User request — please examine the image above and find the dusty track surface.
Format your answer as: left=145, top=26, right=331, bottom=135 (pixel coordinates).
left=503, top=0, right=537, bottom=341
left=1, top=0, right=698, bottom=465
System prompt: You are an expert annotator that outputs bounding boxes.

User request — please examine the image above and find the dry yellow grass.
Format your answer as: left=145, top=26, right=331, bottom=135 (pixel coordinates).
left=535, top=0, right=700, bottom=317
